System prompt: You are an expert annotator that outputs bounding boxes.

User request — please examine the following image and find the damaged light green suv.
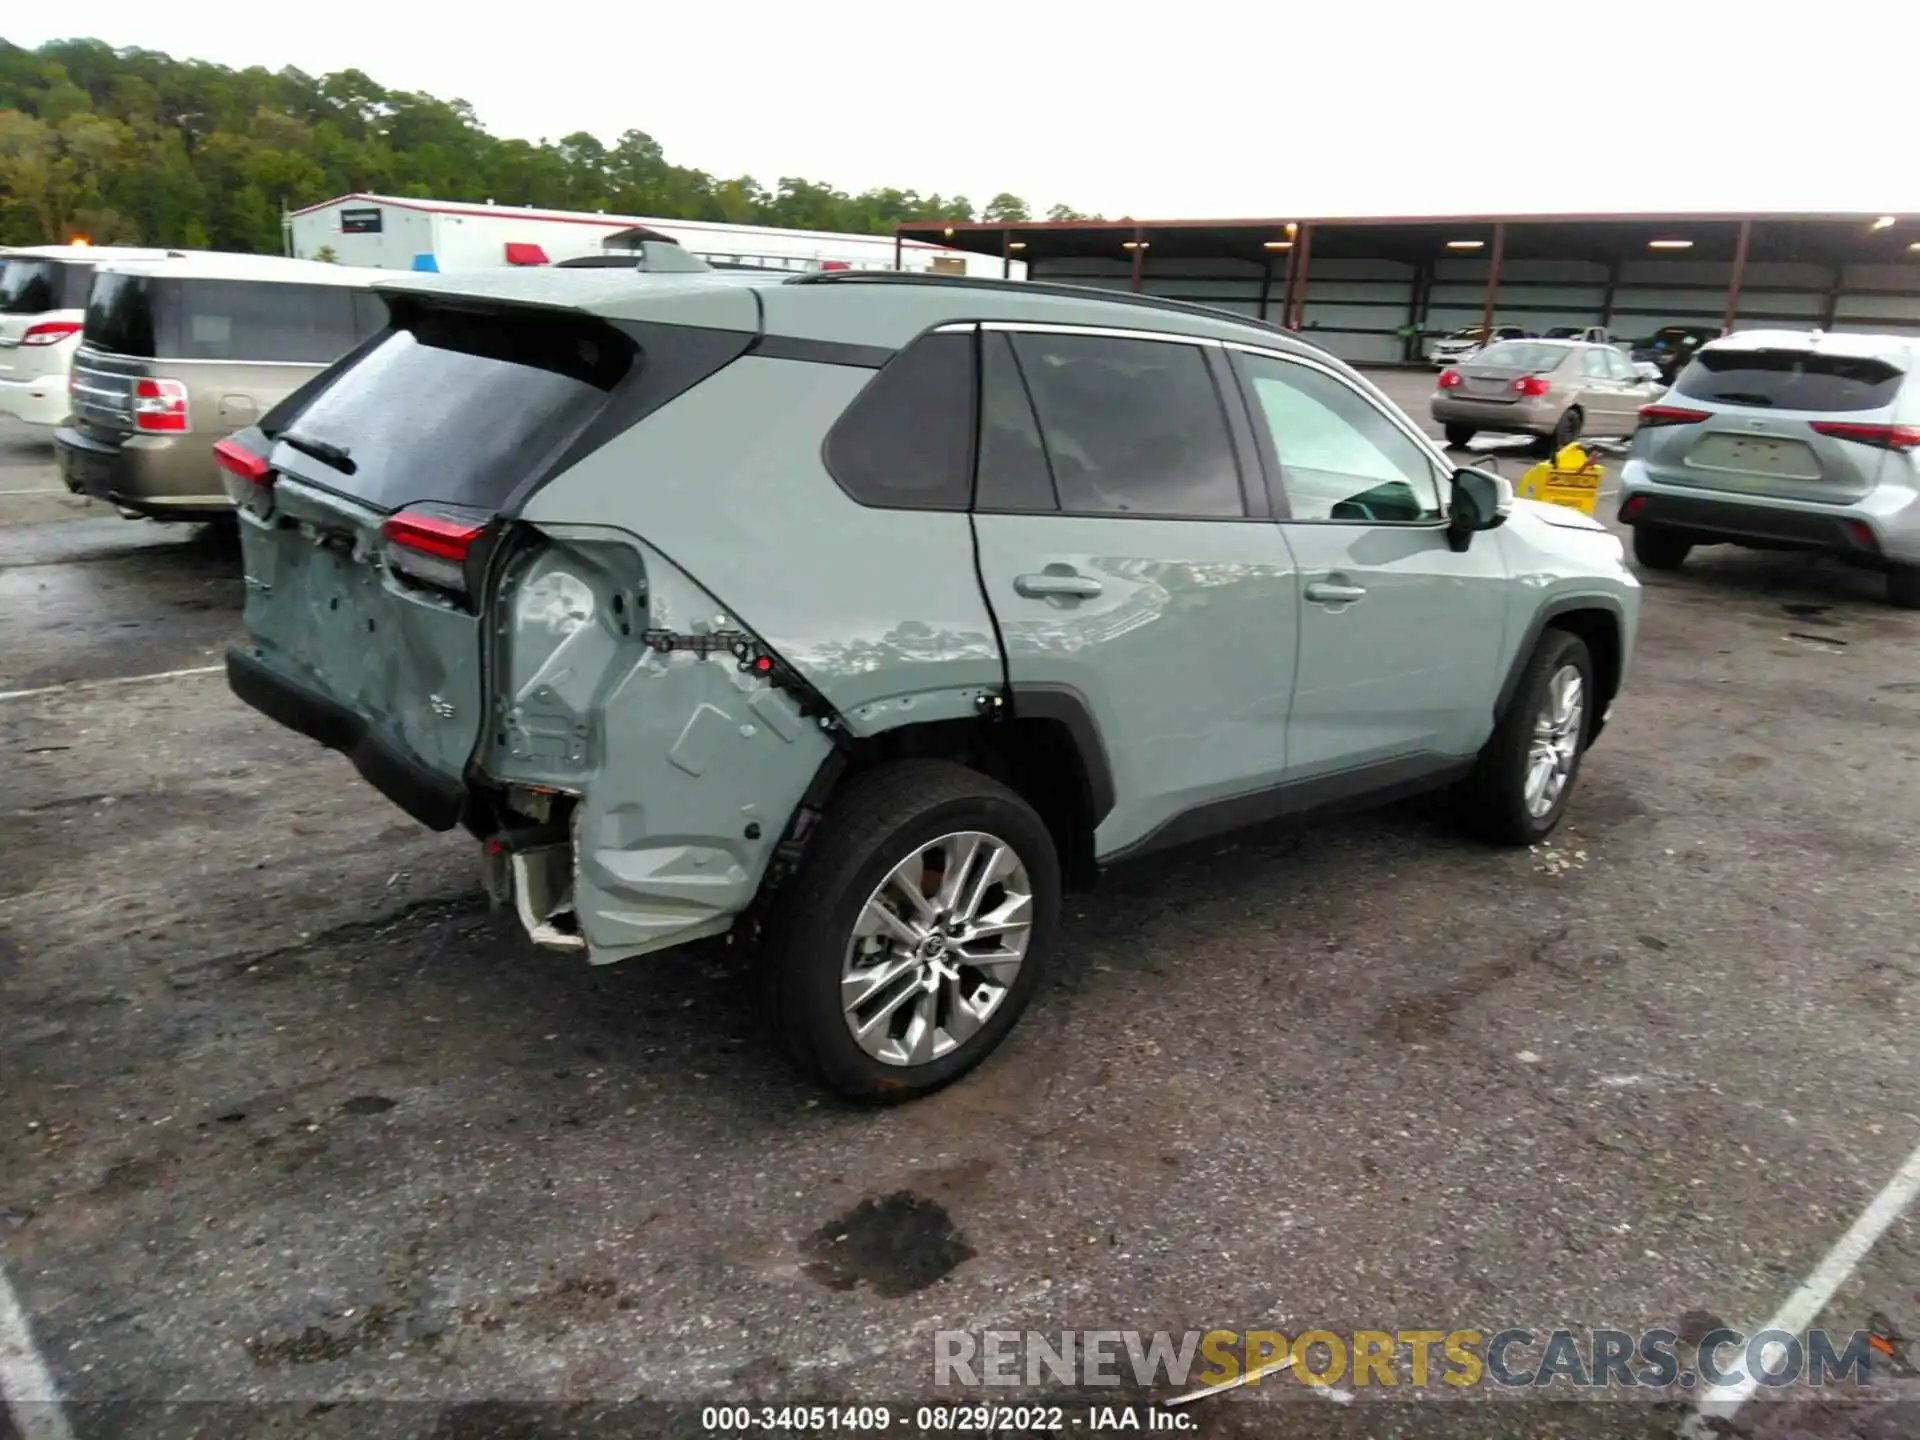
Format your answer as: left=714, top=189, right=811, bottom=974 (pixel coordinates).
left=225, top=269, right=1640, bottom=1099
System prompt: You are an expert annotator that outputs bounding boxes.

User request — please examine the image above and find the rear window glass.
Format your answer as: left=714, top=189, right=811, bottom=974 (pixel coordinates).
left=1674, top=349, right=1905, bottom=412
left=268, top=303, right=636, bottom=513
left=1473, top=342, right=1564, bottom=371
left=0, top=260, right=78, bottom=315
left=82, top=275, right=378, bottom=362
left=83, top=271, right=157, bottom=355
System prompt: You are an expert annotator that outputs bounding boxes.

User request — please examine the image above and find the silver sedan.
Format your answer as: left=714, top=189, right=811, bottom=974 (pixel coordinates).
left=1430, top=338, right=1666, bottom=450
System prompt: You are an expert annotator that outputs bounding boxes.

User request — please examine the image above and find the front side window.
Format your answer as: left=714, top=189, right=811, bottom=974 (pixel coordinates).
left=1240, top=354, right=1443, bottom=524
left=1008, top=331, right=1244, bottom=518
left=1581, top=349, right=1612, bottom=378
left=1605, top=349, right=1638, bottom=382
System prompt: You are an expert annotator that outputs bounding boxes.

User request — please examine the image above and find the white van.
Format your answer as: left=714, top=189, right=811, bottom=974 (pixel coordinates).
left=0, top=244, right=176, bottom=428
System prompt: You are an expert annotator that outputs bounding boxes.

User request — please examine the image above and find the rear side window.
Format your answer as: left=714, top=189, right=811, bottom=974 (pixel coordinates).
left=83, top=276, right=377, bottom=362
left=975, top=331, right=1056, bottom=512
left=268, top=303, right=636, bottom=514
left=170, top=280, right=361, bottom=363
left=1009, top=331, right=1244, bottom=518
left=0, top=260, right=66, bottom=315
left=823, top=332, right=974, bottom=510
left=1674, top=349, right=1905, bottom=413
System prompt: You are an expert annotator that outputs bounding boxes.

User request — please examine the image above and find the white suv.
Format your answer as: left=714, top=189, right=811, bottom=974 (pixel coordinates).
left=0, top=245, right=173, bottom=429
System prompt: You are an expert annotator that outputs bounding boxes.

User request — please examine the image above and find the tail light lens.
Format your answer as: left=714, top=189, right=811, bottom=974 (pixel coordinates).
left=20, top=321, right=81, bottom=347
left=133, top=378, right=189, bottom=433
left=1638, top=404, right=1710, bottom=428
left=1845, top=519, right=1879, bottom=551
left=1810, top=421, right=1920, bottom=452
left=381, top=508, right=489, bottom=599
left=214, top=438, right=272, bottom=513
left=1512, top=375, right=1551, bottom=397
left=1437, top=369, right=1464, bottom=389
left=1619, top=495, right=1646, bottom=521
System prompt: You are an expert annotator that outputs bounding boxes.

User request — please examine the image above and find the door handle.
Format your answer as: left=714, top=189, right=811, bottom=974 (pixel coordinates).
left=1305, top=581, right=1367, bottom=605
left=1015, top=572, right=1103, bottom=599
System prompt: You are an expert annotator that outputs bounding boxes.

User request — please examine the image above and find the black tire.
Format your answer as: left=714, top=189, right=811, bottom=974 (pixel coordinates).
left=763, top=758, right=1060, bottom=1101
left=1551, top=407, right=1584, bottom=451
left=1890, top=564, right=1920, bottom=610
left=1443, top=423, right=1477, bottom=449
left=1459, top=629, right=1594, bottom=847
left=1632, top=524, right=1693, bottom=571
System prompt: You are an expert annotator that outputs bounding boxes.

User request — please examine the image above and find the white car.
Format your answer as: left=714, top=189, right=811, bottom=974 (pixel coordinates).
left=1429, top=324, right=1530, bottom=368
left=0, top=244, right=174, bottom=429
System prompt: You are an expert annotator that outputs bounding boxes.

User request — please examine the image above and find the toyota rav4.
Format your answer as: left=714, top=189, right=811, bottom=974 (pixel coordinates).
left=224, top=269, right=1640, bottom=1099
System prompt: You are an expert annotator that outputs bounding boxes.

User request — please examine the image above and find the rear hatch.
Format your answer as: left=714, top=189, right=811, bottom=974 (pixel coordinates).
left=1449, top=341, right=1564, bottom=405
left=0, top=258, right=89, bottom=384
left=1638, top=343, right=1909, bottom=504
left=227, top=287, right=756, bottom=827
left=67, top=270, right=159, bottom=440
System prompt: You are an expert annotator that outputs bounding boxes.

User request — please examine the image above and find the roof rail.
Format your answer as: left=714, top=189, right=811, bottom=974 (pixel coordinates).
left=784, top=269, right=1298, bottom=339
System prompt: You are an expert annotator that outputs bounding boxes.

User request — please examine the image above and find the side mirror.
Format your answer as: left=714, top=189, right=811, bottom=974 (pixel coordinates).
left=1447, top=467, right=1514, bottom=552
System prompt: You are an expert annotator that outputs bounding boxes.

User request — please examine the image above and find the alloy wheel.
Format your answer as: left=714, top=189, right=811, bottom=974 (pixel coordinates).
left=1525, top=664, right=1585, bottom=819
left=840, top=831, right=1033, bottom=1067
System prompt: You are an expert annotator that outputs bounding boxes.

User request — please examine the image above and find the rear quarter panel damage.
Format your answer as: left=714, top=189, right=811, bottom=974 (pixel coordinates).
left=485, top=524, right=833, bottom=964
left=518, top=355, right=1006, bottom=728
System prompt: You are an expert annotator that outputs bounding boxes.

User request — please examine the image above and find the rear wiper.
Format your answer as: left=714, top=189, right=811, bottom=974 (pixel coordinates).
left=279, top=430, right=357, bottom=475
left=1707, top=392, right=1775, bottom=406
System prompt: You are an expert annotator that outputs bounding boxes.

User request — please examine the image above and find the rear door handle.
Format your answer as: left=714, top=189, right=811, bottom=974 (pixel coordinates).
left=1305, top=581, right=1367, bottom=605
left=1015, top=572, right=1103, bottom=599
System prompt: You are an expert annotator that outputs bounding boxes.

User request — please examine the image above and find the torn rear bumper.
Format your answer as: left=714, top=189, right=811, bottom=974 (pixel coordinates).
left=226, top=645, right=469, bottom=831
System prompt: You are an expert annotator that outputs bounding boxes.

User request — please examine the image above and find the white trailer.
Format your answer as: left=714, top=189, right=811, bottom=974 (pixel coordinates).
left=286, top=194, right=1018, bottom=278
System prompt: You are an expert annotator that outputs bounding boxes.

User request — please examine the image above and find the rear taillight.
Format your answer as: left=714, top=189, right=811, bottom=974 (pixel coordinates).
left=1810, top=421, right=1920, bottom=452
left=1619, top=495, right=1646, bottom=521
left=20, top=321, right=81, bottom=347
left=1512, top=375, right=1551, bottom=397
left=133, top=378, right=189, bottom=433
left=381, top=509, right=488, bottom=598
left=214, top=438, right=271, bottom=513
left=1638, top=404, right=1709, bottom=428
left=1437, top=369, right=1464, bottom=389
left=1846, top=519, right=1880, bottom=551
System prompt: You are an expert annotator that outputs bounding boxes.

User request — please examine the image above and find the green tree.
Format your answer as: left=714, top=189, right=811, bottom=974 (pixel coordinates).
left=0, top=37, right=1087, bottom=249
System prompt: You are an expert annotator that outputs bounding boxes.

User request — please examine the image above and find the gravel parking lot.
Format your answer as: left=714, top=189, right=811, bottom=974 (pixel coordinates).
left=3, top=376, right=1919, bottom=1439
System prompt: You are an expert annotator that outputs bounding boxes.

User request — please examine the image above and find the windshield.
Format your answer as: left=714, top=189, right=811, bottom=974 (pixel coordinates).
left=1673, top=349, right=1904, bottom=412
left=1473, top=342, right=1565, bottom=372
left=1643, top=328, right=1700, bottom=347
left=1543, top=327, right=1580, bottom=339
left=1443, top=328, right=1487, bottom=341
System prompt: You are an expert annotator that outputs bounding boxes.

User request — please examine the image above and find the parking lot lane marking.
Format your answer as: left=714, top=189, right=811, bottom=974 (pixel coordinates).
left=0, top=489, right=68, bottom=497
left=0, top=1266, right=73, bottom=1440
left=0, top=663, right=225, bottom=704
left=1683, top=1134, right=1920, bottom=1438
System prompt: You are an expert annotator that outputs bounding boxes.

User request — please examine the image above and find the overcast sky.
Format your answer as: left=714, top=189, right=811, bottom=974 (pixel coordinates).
left=13, top=1, right=1920, bottom=219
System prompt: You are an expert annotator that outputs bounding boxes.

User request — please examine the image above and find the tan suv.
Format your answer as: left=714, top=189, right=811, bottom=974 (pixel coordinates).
left=56, top=253, right=387, bottom=521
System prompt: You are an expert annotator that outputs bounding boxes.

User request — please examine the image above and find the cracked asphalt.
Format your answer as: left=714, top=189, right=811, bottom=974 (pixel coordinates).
left=2, top=377, right=1919, bottom=1440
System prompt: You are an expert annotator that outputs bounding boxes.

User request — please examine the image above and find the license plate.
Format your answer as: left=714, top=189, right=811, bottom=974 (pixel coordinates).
left=1688, top=433, right=1821, bottom=480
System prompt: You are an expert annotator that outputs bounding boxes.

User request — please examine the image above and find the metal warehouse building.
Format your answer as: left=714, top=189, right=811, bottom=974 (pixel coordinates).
left=894, top=212, right=1920, bottom=364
